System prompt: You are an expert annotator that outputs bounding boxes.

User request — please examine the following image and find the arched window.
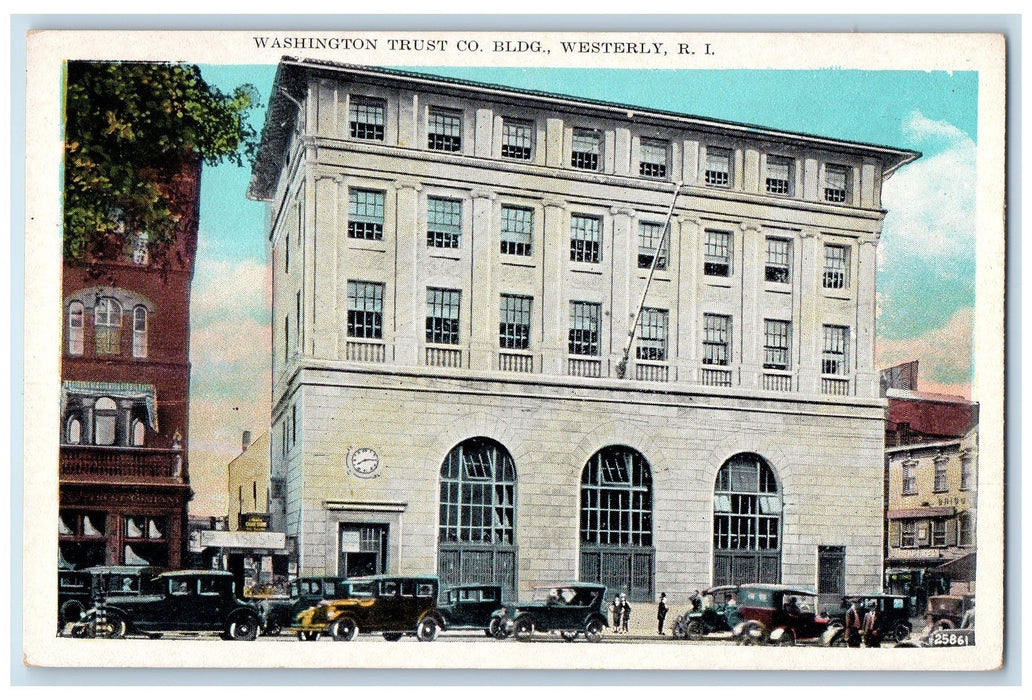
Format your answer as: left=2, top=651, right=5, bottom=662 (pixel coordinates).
left=131, top=418, right=146, bottom=447
left=713, top=453, right=782, bottom=585
left=66, top=416, right=82, bottom=445
left=95, top=297, right=122, bottom=355
left=132, top=306, right=148, bottom=358
left=438, top=437, right=517, bottom=599
left=67, top=301, right=84, bottom=355
left=94, top=397, right=118, bottom=446
left=579, top=446, right=654, bottom=601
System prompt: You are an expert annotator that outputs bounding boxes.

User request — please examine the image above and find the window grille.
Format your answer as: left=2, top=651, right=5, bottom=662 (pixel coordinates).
left=765, top=155, right=793, bottom=195
left=568, top=302, right=601, bottom=356
left=638, top=221, right=668, bottom=270
left=570, top=214, right=601, bottom=263
left=349, top=98, right=385, bottom=141
left=636, top=308, right=668, bottom=361
left=500, top=206, right=533, bottom=256
left=705, top=147, right=731, bottom=187
left=704, top=230, right=731, bottom=277
left=822, top=325, right=849, bottom=375
left=571, top=129, right=601, bottom=170
left=502, top=120, right=533, bottom=160
left=426, top=288, right=461, bottom=345
left=639, top=139, right=668, bottom=178
left=763, top=319, right=790, bottom=370
left=427, top=197, right=462, bottom=249
left=348, top=189, right=384, bottom=240
left=703, top=314, right=731, bottom=366
left=765, top=238, right=791, bottom=283
left=499, top=294, right=532, bottom=350
left=428, top=109, right=462, bottom=152
left=347, top=281, right=384, bottom=339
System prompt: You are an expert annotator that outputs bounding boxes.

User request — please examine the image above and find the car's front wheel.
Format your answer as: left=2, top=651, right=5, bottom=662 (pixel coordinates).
left=416, top=617, right=440, bottom=642
left=383, top=632, right=404, bottom=642
left=89, top=611, right=127, bottom=639
left=685, top=620, right=705, bottom=641
left=584, top=618, right=604, bottom=643
left=892, top=623, right=912, bottom=643
left=513, top=616, right=535, bottom=642
left=331, top=617, right=359, bottom=642
left=228, top=613, right=260, bottom=641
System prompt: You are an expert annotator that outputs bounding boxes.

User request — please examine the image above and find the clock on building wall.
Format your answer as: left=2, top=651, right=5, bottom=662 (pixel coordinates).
left=347, top=447, right=382, bottom=479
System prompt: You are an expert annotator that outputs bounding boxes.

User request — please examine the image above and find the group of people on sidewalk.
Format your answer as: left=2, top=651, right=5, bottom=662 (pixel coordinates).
left=610, top=592, right=672, bottom=635
left=843, top=600, right=885, bottom=647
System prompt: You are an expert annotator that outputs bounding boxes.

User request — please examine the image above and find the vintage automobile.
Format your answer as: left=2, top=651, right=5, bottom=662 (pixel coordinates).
left=291, top=575, right=442, bottom=642
left=671, top=585, right=741, bottom=640
left=437, top=584, right=506, bottom=636
left=490, top=583, right=609, bottom=643
left=825, top=594, right=915, bottom=645
left=731, top=584, right=834, bottom=646
left=76, top=570, right=264, bottom=640
left=259, top=576, right=358, bottom=636
left=925, top=594, right=975, bottom=630
left=58, top=566, right=161, bottom=633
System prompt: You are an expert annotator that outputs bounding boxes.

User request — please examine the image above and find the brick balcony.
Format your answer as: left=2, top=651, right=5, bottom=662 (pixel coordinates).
left=60, top=445, right=184, bottom=484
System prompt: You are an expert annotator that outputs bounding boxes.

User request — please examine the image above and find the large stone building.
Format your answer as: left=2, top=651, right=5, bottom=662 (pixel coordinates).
left=59, top=158, right=199, bottom=571
left=247, top=59, right=919, bottom=601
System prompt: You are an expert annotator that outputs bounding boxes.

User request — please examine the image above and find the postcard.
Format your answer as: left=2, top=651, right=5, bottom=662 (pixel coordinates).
left=21, top=29, right=1006, bottom=671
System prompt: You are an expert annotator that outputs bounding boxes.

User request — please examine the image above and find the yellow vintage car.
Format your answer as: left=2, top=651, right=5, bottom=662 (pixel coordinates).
left=291, top=575, right=442, bottom=642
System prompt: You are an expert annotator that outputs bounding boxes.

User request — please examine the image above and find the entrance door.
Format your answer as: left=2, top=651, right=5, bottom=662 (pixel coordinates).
left=339, top=524, right=388, bottom=578
left=817, top=545, right=846, bottom=612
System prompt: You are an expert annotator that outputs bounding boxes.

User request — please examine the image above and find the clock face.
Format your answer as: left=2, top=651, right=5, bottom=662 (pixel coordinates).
left=349, top=447, right=381, bottom=478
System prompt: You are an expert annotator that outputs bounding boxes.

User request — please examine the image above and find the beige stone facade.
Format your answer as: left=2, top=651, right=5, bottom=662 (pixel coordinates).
left=249, top=59, right=917, bottom=601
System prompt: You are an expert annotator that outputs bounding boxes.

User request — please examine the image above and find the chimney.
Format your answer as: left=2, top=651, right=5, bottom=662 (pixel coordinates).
left=242, top=430, right=252, bottom=452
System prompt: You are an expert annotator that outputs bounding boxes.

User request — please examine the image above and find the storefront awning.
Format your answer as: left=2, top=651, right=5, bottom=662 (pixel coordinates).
left=887, top=506, right=956, bottom=520
left=62, top=380, right=158, bottom=430
left=933, top=552, right=976, bottom=580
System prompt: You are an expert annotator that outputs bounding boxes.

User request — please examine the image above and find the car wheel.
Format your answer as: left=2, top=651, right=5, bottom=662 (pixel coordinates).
left=416, top=617, right=440, bottom=642
left=776, top=629, right=796, bottom=646
left=298, top=631, right=320, bottom=642
left=584, top=618, right=604, bottom=643
left=671, top=620, right=687, bottom=640
left=263, top=621, right=282, bottom=637
left=560, top=630, right=578, bottom=642
left=513, top=616, right=535, bottom=642
left=492, top=619, right=511, bottom=640
left=893, top=623, right=912, bottom=643
left=228, top=614, right=260, bottom=641
left=90, top=612, right=127, bottom=639
left=60, top=600, right=85, bottom=626
left=685, top=620, right=705, bottom=641
left=933, top=619, right=954, bottom=631
left=736, top=621, right=766, bottom=646
left=827, top=629, right=847, bottom=647
left=383, top=632, right=404, bottom=641
left=331, top=617, right=359, bottom=642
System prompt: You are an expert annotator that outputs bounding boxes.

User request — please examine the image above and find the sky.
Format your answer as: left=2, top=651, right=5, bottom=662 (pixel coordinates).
left=188, top=65, right=979, bottom=516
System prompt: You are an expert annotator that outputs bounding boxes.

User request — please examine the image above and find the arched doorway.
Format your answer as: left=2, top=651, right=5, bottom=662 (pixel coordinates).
left=579, top=446, right=654, bottom=601
left=437, top=437, right=518, bottom=600
left=712, top=453, right=782, bottom=585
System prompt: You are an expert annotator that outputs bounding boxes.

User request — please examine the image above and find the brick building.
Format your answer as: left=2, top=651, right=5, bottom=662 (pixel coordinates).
left=248, top=59, right=919, bottom=601
left=58, top=158, right=200, bottom=571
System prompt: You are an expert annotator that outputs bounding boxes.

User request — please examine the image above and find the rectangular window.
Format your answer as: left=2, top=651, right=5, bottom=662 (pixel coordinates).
left=68, top=303, right=84, bottom=356
left=705, top=146, right=732, bottom=188
left=934, top=459, right=949, bottom=492
left=824, top=164, right=849, bottom=203
left=348, top=189, right=385, bottom=240
left=131, top=307, right=147, bottom=358
left=570, top=214, right=601, bottom=264
left=638, top=221, right=668, bottom=270
left=823, top=244, right=849, bottom=289
left=961, top=458, right=973, bottom=490
left=902, top=461, right=917, bottom=495
left=349, top=98, right=385, bottom=141
left=500, top=206, right=533, bottom=256
left=958, top=513, right=973, bottom=546
left=765, top=237, right=791, bottom=283
left=900, top=520, right=916, bottom=548
left=639, top=139, right=668, bottom=178
left=763, top=320, right=791, bottom=370
left=132, top=232, right=149, bottom=265
left=931, top=520, right=948, bottom=547
left=501, top=119, right=533, bottom=160
left=703, top=314, right=731, bottom=366
left=765, top=155, right=793, bottom=195
left=704, top=230, right=732, bottom=277
left=568, top=302, right=601, bottom=356
left=499, top=294, right=532, bottom=350
left=426, top=288, right=461, bottom=345
left=427, top=197, right=462, bottom=249
left=636, top=308, right=668, bottom=361
left=822, top=325, right=849, bottom=375
left=571, top=129, right=601, bottom=171
left=428, top=108, right=462, bottom=152
left=347, top=281, right=384, bottom=339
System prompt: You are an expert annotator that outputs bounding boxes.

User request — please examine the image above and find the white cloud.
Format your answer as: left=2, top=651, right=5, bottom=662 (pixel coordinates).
left=876, top=307, right=973, bottom=398
left=880, top=111, right=976, bottom=265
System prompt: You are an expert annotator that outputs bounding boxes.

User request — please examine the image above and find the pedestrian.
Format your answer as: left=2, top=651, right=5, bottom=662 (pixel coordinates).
left=689, top=589, right=701, bottom=612
left=610, top=596, right=623, bottom=633
left=657, top=592, right=669, bottom=635
left=863, top=605, right=882, bottom=648
left=844, top=600, right=862, bottom=648
left=620, top=593, right=631, bottom=634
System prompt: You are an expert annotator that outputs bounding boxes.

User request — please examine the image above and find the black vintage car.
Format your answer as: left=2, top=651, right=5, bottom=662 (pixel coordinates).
left=58, top=566, right=161, bottom=633
left=77, top=570, right=264, bottom=640
left=260, top=576, right=358, bottom=636
left=438, top=584, right=505, bottom=636
left=491, top=583, right=609, bottom=643
left=291, top=575, right=442, bottom=642
left=826, top=594, right=914, bottom=645
left=671, top=585, right=742, bottom=640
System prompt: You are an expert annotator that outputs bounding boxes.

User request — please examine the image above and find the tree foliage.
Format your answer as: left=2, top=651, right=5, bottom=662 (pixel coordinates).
left=63, top=61, right=259, bottom=264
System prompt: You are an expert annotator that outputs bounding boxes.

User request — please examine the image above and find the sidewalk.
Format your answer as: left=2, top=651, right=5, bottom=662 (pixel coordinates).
left=606, top=601, right=683, bottom=640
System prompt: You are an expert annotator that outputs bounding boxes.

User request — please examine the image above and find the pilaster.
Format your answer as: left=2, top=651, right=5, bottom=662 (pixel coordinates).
left=541, top=198, right=568, bottom=375
left=394, top=179, right=423, bottom=366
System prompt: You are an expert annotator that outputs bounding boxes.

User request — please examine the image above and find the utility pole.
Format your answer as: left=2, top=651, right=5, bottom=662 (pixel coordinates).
left=615, top=181, right=683, bottom=379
